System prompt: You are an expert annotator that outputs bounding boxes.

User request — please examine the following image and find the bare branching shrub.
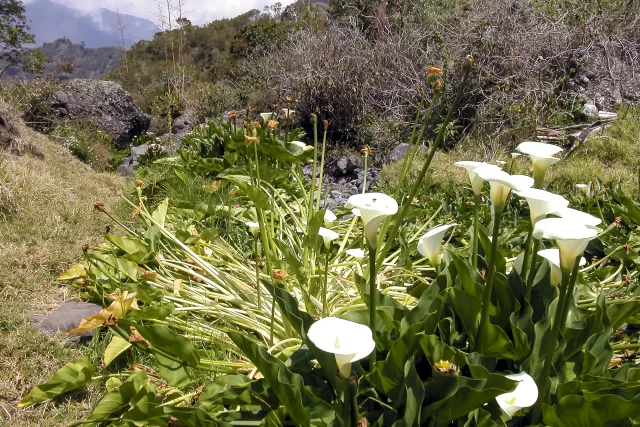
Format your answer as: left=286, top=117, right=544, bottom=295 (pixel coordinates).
left=255, top=22, right=438, bottom=154
left=251, top=0, right=639, bottom=155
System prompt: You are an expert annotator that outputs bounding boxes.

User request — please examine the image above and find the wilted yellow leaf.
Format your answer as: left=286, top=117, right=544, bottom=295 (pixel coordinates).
left=57, top=263, right=87, bottom=280
left=68, top=292, right=140, bottom=335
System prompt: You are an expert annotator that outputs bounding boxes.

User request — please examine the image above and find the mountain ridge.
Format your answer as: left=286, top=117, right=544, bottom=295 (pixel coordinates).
left=25, top=0, right=160, bottom=48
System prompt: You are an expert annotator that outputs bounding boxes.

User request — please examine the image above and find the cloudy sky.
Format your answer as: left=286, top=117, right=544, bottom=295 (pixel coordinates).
left=25, top=0, right=297, bottom=25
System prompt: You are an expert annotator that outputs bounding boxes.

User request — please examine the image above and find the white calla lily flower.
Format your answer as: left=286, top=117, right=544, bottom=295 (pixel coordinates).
left=260, top=112, right=273, bottom=123
left=538, top=248, right=587, bottom=286
left=346, top=248, right=366, bottom=263
left=496, top=372, right=538, bottom=421
left=516, top=141, right=563, bottom=185
left=307, top=317, right=375, bottom=378
left=291, top=140, right=313, bottom=152
left=495, top=160, right=507, bottom=165
left=575, top=184, right=591, bottom=196
left=454, top=161, right=501, bottom=196
left=351, top=208, right=361, bottom=217
left=324, top=210, right=337, bottom=228
left=318, top=227, right=339, bottom=249
left=246, top=221, right=260, bottom=237
left=513, top=188, right=569, bottom=224
left=511, top=153, right=522, bottom=159
left=417, top=224, right=458, bottom=266
left=475, top=168, right=534, bottom=212
left=282, top=108, right=295, bottom=120
left=533, top=218, right=597, bottom=273
left=345, top=193, right=398, bottom=249
left=553, top=207, right=602, bottom=228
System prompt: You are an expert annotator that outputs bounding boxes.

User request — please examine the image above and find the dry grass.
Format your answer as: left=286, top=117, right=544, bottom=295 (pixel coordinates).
left=0, top=101, right=129, bottom=425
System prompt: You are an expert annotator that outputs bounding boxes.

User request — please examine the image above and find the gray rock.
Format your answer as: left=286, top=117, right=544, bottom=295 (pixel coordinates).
left=49, top=79, right=150, bottom=147
left=386, top=143, right=410, bottom=163
left=611, top=88, right=623, bottom=105
left=582, top=103, right=599, bottom=119
left=29, top=301, right=102, bottom=337
left=332, top=155, right=362, bottom=177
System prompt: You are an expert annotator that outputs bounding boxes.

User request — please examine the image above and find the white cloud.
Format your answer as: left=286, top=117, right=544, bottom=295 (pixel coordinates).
left=25, top=0, right=297, bottom=25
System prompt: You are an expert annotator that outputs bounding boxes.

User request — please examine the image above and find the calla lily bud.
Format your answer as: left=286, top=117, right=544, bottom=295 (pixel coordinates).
left=307, top=317, right=375, bottom=378
left=324, top=210, right=337, bottom=228
left=576, top=183, right=590, bottom=196
left=496, top=372, right=538, bottom=421
left=533, top=218, right=597, bottom=273
left=246, top=221, right=260, bottom=237
left=345, top=193, right=398, bottom=249
left=513, top=188, right=569, bottom=225
left=346, top=249, right=365, bottom=263
left=475, top=168, right=534, bottom=213
left=454, top=161, right=501, bottom=196
left=516, top=141, right=563, bottom=187
left=417, top=224, right=458, bottom=267
left=318, top=227, right=339, bottom=250
left=538, top=248, right=586, bottom=286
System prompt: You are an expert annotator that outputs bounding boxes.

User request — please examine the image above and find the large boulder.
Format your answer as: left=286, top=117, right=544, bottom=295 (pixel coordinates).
left=50, top=79, right=150, bottom=147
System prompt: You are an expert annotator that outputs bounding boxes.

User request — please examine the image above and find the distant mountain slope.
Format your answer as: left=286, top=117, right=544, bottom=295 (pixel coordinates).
left=4, top=39, right=125, bottom=79
left=25, top=0, right=160, bottom=48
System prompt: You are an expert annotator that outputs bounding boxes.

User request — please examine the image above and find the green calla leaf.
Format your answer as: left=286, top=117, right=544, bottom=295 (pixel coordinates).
left=227, top=331, right=335, bottom=427
left=104, top=335, right=132, bottom=367
left=18, top=356, right=96, bottom=408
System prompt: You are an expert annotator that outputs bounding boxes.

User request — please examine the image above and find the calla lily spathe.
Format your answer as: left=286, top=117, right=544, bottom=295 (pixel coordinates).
left=307, top=317, right=375, bottom=378
left=533, top=218, right=597, bottom=273
left=324, top=210, right=337, bottom=228
left=475, top=168, right=534, bottom=212
left=454, top=161, right=501, bottom=196
left=346, top=248, right=365, bottom=263
left=516, top=141, right=563, bottom=185
left=345, top=193, right=398, bottom=249
left=282, top=108, right=295, bottom=120
left=513, top=188, right=569, bottom=224
left=246, top=221, right=260, bottom=237
left=538, top=248, right=587, bottom=286
left=318, top=227, right=339, bottom=249
left=495, top=372, right=538, bottom=421
left=260, top=112, right=273, bottom=123
left=554, top=207, right=602, bottom=228
left=417, top=224, right=458, bottom=267
left=290, top=140, right=314, bottom=152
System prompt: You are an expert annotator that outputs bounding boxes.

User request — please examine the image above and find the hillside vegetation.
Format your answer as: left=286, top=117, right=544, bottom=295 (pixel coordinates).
left=107, top=0, right=639, bottom=155
left=0, top=101, right=128, bottom=424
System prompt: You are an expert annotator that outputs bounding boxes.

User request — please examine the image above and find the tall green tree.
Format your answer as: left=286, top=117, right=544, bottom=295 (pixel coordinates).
left=0, top=0, right=48, bottom=77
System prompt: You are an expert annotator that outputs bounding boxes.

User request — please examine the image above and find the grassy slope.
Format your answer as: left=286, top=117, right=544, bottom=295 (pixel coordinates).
left=0, top=104, right=128, bottom=425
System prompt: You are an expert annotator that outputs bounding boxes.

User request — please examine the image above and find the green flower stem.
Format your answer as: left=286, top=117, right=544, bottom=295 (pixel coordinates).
left=557, top=258, right=583, bottom=339
left=254, top=239, right=261, bottom=310
left=580, top=245, right=624, bottom=272
left=369, top=245, right=378, bottom=367
left=394, top=76, right=438, bottom=200
left=362, top=153, right=368, bottom=194
left=519, top=222, right=534, bottom=280
left=472, top=194, right=481, bottom=268
left=475, top=207, right=503, bottom=352
left=378, top=57, right=473, bottom=267
left=342, top=376, right=352, bottom=427
left=525, top=238, right=541, bottom=300
left=612, top=343, right=640, bottom=351
left=322, top=249, right=330, bottom=317
left=536, top=258, right=581, bottom=408
left=316, top=124, right=328, bottom=211
left=305, top=115, right=320, bottom=269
